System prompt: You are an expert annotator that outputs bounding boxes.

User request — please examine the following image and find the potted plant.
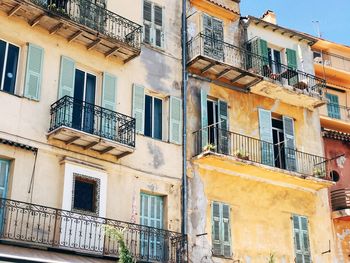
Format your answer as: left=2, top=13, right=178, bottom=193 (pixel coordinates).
left=104, top=226, right=134, bottom=263
left=203, top=143, right=216, bottom=152
left=313, top=168, right=326, bottom=178
left=268, top=253, right=275, bottom=263
left=233, top=149, right=249, bottom=160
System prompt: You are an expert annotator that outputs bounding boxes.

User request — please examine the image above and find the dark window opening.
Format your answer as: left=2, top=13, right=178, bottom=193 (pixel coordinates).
left=207, top=100, right=218, bottom=147
left=330, top=170, right=340, bottom=182
left=73, top=176, right=98, bottom=213
left=0, top=40, right=19, bottom=94
left=272, top=118, right=286, bottom=169
left=144, top=95, right=162, bottom=140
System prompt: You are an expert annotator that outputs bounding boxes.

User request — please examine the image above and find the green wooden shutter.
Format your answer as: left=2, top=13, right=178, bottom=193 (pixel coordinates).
left=169, top=96, right=182, bottom=144
left=154, top=5, right=163, bottom=47
left=218, top=100, right=229, bottom=154
left=58, top=56, right=76, bottom=98
left=259, top=39, right=269, bottom=66
left=0, top=160, right=9, bottom=199
left=101, top=72, right=117, bottom=140
left=326, top=93, right=341, bottom=119
left=212, top=202, right=222, bottom=255
left=283, top=116, right=296, bottom=172
left=132, top=84, right=145, bottom=134
left=286, top=48, right=298, bottom=69
left=24, top=43, right=44, bottom=100
left=222, top=204, right=231, bottom=258
left=258, top=108, right=274, bottom=166
left=293, top=215, right=311, bottom=263
left=201, top=89, right=208, bottom=149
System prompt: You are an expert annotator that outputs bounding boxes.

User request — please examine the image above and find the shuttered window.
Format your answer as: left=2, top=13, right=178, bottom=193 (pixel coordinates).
left=201, top=89, right=208, bottom=149
left=292, top=215, right=311, bottom=263
left=143, top=1, right=164, bottom=48
left=132, top=84, right=145, bottom=133
left=101, top=72, right=117, bottom=140
left=0, top=40, right=20, bottom=94
left=258, top=108, right=274, bottom=166
left=326, top=93, right=341, bottom=119
left=58, top=56, right=76, bottom=98
left=24, top=43, right=44, bottom=100
left=218, top=100, right=229, bottom=154
left=212, top=201, right=231, bottom=258
left=283, top=116, right=296, bottom=171
left=169, top=96, right=182, bottom=144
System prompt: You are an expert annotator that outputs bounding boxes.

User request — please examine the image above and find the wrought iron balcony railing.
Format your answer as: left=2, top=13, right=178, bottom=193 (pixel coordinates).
left=314, top=51, right=350, bottom=73
left=322, top=102, right=350, bottom=122
left=49, top=96, right=136, bottom=148
left=193, top=126, right=329, bottom=179
left=331, top=188, right=350, bottom=211
left=0, top=198, right=187, bottom=262
left=187, top=33, right=325, bottom=95
left=29, top=0, right=142, bottom=49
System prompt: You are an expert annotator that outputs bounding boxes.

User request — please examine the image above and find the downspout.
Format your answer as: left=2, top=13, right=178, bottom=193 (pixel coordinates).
left=181, top=0, right=188, bottom=236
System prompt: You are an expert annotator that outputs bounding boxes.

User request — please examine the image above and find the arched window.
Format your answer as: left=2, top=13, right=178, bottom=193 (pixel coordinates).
left=330, top=170, right=340, bottom=182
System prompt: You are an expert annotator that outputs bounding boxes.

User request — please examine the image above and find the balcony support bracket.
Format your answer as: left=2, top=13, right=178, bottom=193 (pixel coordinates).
left=230, top=73, right=246, bottom=83
left=87, top=38, right=102, bottom=51
left=201, top=62, right=216, bottom=74
left=84, top=141, right=99, bottom=150
left=100, top=146, right=115, bottom=154
left=68, top=30, right=83, bottom=43
left=8, top=4, right=21, bottom=17
left=105, top=47, right=121, bottom=58
left=30, top=13, right=45, bottom=27
left=215, top=68, right=231, bottom=79
left=49, top=22, right=64, bottom=35
left=65, top=136, right=80, bottom=145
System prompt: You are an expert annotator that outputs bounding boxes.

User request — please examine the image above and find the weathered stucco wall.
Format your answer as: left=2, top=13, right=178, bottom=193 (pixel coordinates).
left=0, top=0, right=183, bottom=232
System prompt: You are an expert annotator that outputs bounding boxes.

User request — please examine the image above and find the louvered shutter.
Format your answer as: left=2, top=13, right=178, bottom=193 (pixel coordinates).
left=101, top=72, right=117, bottom=140
left=132, top=84, right=145, bottom=134
left=283, top=116, right=296, bottom=172
left=169, top=96, right=182, bottom=144
left=203, top=14, right=213, bottom=58
left=326, top=93, right=341, bottom=119
left=222, top=204, right=231, bottom=258
left=24, top=43, right=44, bottom=100
left=258, top=109, right=274, bottom=166
left=212, top=202, right=222, bottom=255
left=259, top=39, right=269, bottom=66
left=293, top=215, right=311, bottom=263
left=0, top=159, right=9, bottom=232
left=286, top=48, right=298, bottom=86
left=201, top=89, right=208, bottom=149
left=218, top=100, right=229, bottom=154
left=212, top=18, right=224, bottom=61
left=58, top=56, right=75, bottom=98
left=154, top=5, right=163, bottom=48
left=143, top=1, right=152, bottom=43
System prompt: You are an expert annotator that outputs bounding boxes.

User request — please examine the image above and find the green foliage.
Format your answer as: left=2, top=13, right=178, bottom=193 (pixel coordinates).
left=268, top=253, right=275, bottom=263
left=104, top=226, right=135, bottom=263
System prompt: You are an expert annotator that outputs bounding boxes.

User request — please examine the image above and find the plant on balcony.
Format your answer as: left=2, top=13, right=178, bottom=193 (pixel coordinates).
left=203, top=143, right=216, bottom=152
left=267, top=253, right=275, bottom=263
left=313, top=168, right=326, bottom=178
left=233, top=149, right=249, bottom=160
left=47, top=3, right=67, bottom=15
left=104, top=226, right=135, bottom=263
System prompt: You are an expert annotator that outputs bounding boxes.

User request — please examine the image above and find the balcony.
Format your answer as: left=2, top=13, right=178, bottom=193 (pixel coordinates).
left=187, top=33, right=326, bottom=109
left=331, top=188, right=350, bottom=220
left=48, top=96, right=135, bottom=158
left=320, top=103, right=350, bottom=133
left=0, top=198, right=187, bottom=262
left=314, top=51, right=350, bottom=74
left=1, top=0, right=142, bottom=62
left=193, top=126, right=332, bottom=190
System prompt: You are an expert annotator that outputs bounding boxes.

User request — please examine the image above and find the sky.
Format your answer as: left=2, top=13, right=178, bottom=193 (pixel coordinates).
left=240, top=0, right=350, bottom=46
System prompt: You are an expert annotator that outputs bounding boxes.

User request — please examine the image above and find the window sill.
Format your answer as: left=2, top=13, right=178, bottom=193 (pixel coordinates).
left=212, top=254, right=232, bottom=260
left=0, top=90, right=40, bottom=102
left=136, top=133, right=182, bottom=146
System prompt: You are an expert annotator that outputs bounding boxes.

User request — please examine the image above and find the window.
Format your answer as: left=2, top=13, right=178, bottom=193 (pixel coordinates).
left=143, top=1, right=164, bottom=48
left=202, top=14, right=224, bottom=61
left=72, top=174, right=100, bottom=214
left=144, top=95, right=163, bottom=140
left=326, top=93, right=341, bottom=119
left=212, top=202, right=231, bottom=258
left=292, top=215, right=311, bottom=263
left=267, top=48, right=282, bottom=73
left=0, top=40, right=19, bottom=94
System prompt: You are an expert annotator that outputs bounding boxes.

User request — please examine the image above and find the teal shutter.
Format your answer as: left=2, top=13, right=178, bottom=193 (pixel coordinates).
left=283, top=116, right=296, bottom=172
left=259, top=39, right=269, bottom=66
left=201, top=89, right=208, bottom=150
left=212, top=202, right=231, bottom=257
left=101, top=72, right=117, bottom=140
left=58, top=56, right=76, bottom=98
left=258, top=108, right=274, bottom=166
left=212, top=202, right=222, bottom=255
left=132, top=84, right=145, bottom=134
left=24, top=43, right=44, bottom=100
left=169, top=96, right=182, bottom=144
left=140, top=194, right=163, bottom=259
left=286, top=48, right=298, bottom=69
left=218, top=100, right=229, bottom=154
left=0, top=159, right=10, bottom=232
left=293, top=215, right=311, bottom=263
left=222, top=204, right=231, bottom=258
left=326, top=93, right=341, bottom=119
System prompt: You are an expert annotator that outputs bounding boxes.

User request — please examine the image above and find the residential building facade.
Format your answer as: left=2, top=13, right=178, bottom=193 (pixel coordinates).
left=186, top=5, right=336, bottom=262
left=312, top=38, right=350, bottom=262
left=0, top=0, right=186, bottom=261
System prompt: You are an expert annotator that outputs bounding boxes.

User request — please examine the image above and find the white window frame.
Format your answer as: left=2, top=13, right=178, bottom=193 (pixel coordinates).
left=143, top=1, right=164, bottom=49
left=0, top=38, right=21, bottom=94
left=144, top=94, right=164, bottom=140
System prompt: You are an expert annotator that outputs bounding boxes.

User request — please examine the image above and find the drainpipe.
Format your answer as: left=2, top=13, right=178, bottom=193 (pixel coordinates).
left=181, top=0, right=187, bottom=236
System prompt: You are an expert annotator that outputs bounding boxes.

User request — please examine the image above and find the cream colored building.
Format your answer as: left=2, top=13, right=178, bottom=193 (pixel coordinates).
left=0, top=0, right=186, bottom=262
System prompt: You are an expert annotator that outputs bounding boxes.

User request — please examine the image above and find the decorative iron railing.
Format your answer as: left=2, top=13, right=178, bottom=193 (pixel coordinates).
left=331, top=188, right=350, bottom=211
left=314, top=51, right=350, bottom=73
left=0, top=198, right=188, bottom=262
left=322, top=102, right=350, bottom=122
left=187, top=33, right=325, bottom=96
left=29, top=0, right=142, bottom=49
left=193, top=126, right=329, bottom=178
left=49, top=96, right=136, bottom=148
